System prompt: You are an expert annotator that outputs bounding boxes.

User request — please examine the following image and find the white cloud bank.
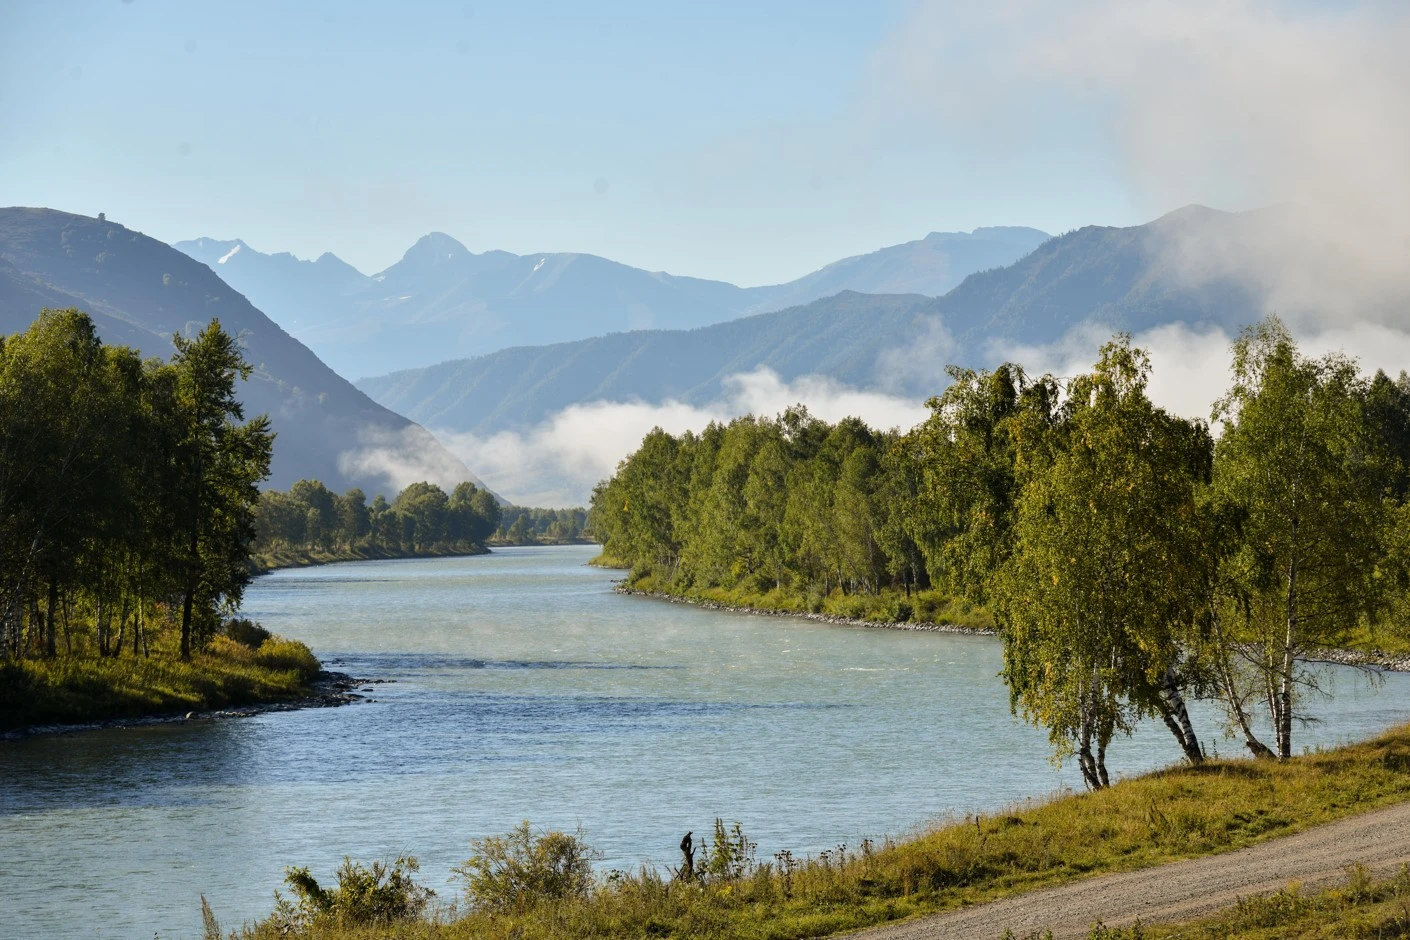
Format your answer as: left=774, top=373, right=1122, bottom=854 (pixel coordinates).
left=432, top=369, right=930, bottom=508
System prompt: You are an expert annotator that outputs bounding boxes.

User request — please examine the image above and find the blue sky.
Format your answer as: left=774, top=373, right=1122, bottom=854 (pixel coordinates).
left=0, top=1, right=1369, bottom=284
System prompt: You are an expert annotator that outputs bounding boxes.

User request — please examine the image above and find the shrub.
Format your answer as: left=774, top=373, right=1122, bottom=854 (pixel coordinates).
left=224, top=617, right=271, bottom=649
left=699, top=818, right=757, bottom=882
left=276, top=855, right=432, bottom=928
left=253, top=638, right=320, bottom=681
left=454, top=821, right=602, bottom=912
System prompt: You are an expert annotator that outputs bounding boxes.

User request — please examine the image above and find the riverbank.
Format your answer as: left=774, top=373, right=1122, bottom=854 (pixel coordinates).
left=609, top=565, right=996, bottom=634
left=228, top=721, right=1410, bottom=939
left=0, top=668, right=370, bottom=740
left=251, top=543, right=489, bottom=574
left=616, top=585, right=997, bottom=635
left=0, top=634, right=331, bottom=733
left=614, top=581, right=1410, bottom=671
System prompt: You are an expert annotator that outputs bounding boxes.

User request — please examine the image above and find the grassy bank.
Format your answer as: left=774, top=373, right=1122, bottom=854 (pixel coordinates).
left=0, top=634, right=321, bottom=730
left=1093, top=865, right=1410, bottom=938
left=228, top=723, right=1410, bottom=939
left=606, top=563, right=994, bottom=632
left=251, top=543, right=489, bottom=574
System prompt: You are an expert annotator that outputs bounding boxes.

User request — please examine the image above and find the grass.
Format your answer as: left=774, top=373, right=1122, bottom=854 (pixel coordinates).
left=0, top=633, right=321, bottom=730
left=1086, top=864, right=1410, bottom=938
left=251, top=543, right=488, bottom=574
left=226, top=723, right=1410, bottom=939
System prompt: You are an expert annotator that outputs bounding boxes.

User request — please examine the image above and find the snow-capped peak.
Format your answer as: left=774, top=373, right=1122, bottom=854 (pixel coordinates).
left=217, top=243, right=243, bottom=265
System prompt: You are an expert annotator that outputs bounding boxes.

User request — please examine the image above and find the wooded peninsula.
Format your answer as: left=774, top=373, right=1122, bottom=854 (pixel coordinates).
left=0, top=308, right=575, bottom=730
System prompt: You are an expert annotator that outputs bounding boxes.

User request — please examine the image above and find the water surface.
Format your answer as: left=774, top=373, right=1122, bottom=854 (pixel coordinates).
left=3, top=545, right=1406, bottom=938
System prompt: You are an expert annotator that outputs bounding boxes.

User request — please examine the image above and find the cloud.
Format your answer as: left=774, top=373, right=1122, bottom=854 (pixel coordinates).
left=899, top=1, right=1409, bottom=318
left=430, top=368, right=931, bottom=508
left=336, top=423, right=489, bottom=497
left=993, top=319, right=1410, bottom=428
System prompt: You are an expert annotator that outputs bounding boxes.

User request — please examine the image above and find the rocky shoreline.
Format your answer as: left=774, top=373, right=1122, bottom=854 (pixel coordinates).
left=614, top=585, right=998, bottom=636
left=0, top=670, right=381, bottom=740
left=1305, top=648, right=1410, bottom=673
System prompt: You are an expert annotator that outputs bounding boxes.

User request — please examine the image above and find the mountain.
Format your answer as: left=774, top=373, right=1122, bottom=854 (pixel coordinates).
left=174, top=227, right=1050, bottom=379
left=0, top=208, right=481, bottom=494
left=178, top=237, right=368, bottom=334
left=356, top=207, right=1266, bottom=436
left=756, top=226, right=1052, bottom=311
left=359, top=291, right=940, bottom=433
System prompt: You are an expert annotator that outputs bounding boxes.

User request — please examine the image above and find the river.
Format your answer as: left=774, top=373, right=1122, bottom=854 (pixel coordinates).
left=3, top=544, right=1407, bottom=938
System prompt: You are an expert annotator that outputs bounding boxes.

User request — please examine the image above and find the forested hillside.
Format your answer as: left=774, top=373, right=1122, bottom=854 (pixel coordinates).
left=357, top=207, right=1265, bottom=436
left=0, top=208, right=479, bottom=491
left=592, top=318, right=1410, bottom=782
left=178, top=227, right=1048, bottom=378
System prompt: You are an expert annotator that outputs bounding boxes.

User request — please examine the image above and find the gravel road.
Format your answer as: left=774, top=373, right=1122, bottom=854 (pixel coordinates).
left=845, top=800, right=1410, bottom=939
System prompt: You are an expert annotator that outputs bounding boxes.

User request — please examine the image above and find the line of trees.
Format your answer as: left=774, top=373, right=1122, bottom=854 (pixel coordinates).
left=590, top=318, right=1410, bottom=784
left=251, top=482, right=591, bottom=554
left=496, top=505, right=588, bottom=544
left=253, top=479, right=501, bottom=556
left=0, top=309, right=273, bottom=661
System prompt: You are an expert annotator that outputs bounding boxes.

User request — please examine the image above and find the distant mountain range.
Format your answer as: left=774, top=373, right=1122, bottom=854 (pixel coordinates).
left=175, top=227, right=1050, bottom=379
left=357, top=206, right=1267, bottom=436
left=0, top=208, right=481, bottom=494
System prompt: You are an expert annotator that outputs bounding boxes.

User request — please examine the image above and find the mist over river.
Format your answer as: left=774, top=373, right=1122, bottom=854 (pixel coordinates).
left=4, top=545, right=1408, bottom=939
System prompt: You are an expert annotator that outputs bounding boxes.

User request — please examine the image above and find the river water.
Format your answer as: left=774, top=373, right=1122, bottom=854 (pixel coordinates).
left=3, top=544, right=1408, bottom=938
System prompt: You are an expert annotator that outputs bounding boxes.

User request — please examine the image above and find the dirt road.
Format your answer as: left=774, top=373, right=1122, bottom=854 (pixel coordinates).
left=847, top=800, right=1410, bottom=939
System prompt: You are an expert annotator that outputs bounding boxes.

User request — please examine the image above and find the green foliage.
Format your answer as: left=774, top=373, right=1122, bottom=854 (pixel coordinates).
left=494, top=505, right=587, bottom=545
left=276, top=856, right=432, bottom=929
left=996, top=338, right=1213, bottom=786
left=591, top=317, right=1410, bottom=779
left=452, top=821, right=601, bottom=912
left=0, top=308, right=272, bottom=670
left=253, top=478, right=505, bottom=560
left=0, top=629, right=319, bottom=728
left=224, top=617, right=272, bottom=649
left=1208, top=317, right=1400, bottom=759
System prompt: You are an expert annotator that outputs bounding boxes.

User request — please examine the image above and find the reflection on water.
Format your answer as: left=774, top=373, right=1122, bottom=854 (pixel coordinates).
left=2, top=545, right=1407, bottom=938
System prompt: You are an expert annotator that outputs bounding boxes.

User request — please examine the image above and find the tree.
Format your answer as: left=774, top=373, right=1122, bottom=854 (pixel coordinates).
left=170, top=320, right=273, bottom=659
left=1209, top=317, right=1392, bottom=759
left=995, top=339, right=1212, bottom=786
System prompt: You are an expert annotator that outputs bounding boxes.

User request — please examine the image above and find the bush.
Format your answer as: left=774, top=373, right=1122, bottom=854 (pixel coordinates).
left=224, top=617, right=271, bottom=649
left=454, top=821, right=602, bottom=912
left=253, top=638, right=320, bottom=681
left=276, top=855, right=432, bottom=928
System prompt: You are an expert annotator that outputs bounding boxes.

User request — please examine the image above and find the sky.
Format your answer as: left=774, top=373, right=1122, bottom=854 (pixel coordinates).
left=4, top=0, right=1149, bottom=285
left=6, top=1, right=1410, bottom=504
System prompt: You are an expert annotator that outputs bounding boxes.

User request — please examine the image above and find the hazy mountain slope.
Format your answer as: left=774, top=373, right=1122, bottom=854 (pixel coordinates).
left=175, top=227, right=1049, bottom=378
left=0, top=208, right=478, bottom=493
left=758, top=226, right=1051, bottom=312
left=930, top=206, right=1262, bottom=348
left=360, top=292, right=939, bottom=433
left=178, top=237, right=367, bottom=333
left=357, top=207, right=1267, bottom=435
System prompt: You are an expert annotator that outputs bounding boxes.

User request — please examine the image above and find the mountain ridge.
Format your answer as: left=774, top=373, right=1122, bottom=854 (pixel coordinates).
left=0, top=208, right=482, bottom=494
left=355, top=207, right=1268, bottom=437
left=175, top=226, right=1051, bottom=378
